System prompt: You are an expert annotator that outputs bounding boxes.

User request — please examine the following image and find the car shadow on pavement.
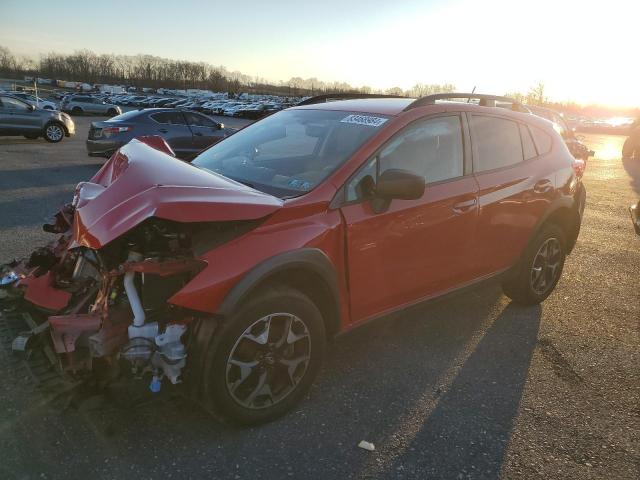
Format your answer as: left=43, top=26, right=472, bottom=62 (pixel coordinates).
left=373, top=301, right=542, bottom=479
left=622, top=157, right=640, bottom=194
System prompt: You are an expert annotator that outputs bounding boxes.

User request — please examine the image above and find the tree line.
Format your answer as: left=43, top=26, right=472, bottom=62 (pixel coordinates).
left=0, top=45, right=457, bottom=98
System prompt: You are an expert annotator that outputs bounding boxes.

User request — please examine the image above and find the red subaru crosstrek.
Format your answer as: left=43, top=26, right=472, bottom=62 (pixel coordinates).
left=1, top=93, right=586, bottom=424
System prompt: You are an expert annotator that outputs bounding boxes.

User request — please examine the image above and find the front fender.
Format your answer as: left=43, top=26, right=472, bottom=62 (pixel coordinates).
left=168, top=208, right=348, bottom=322
left=217, top=248, right=339, bottom=318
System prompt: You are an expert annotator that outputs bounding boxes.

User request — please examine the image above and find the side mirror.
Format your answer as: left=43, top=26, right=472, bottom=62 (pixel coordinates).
left=376, top=169, right=425, bottom=200
left=28, top=104, right=36, bottom=111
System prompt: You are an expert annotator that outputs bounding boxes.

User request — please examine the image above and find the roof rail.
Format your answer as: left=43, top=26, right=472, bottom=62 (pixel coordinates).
left=404, top=93, right=529, bottom=112
left=297, top=93, right=406, bottom=106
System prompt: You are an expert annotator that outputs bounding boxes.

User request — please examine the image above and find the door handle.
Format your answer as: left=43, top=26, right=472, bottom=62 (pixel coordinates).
left=158, top=128, right=168, bottom=133
left=533, top=179, right=553, bottom=194
left=452, top=198, right=477, bottom=214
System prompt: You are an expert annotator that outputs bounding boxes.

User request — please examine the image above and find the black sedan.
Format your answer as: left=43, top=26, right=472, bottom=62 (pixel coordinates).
left=86, top=108, right=235, bottom=160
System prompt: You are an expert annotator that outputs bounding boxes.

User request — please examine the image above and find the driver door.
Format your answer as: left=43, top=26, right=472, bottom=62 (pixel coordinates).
left=339, top=114, right=479, bottom=323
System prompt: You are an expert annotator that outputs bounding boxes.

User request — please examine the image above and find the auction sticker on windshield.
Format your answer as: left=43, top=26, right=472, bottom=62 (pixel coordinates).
left=340, top=114, right=388, bottom=127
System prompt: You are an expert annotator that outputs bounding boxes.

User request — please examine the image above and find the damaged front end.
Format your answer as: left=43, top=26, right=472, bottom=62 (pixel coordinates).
left=2, top=215, right=211, bottom=391
left=0, top=139, right=281, bottom=396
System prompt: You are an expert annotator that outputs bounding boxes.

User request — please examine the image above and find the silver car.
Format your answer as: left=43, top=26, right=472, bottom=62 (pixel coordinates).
left=60, top=95, right=121, bottom=116
left=0, top=95, right=75, bottom=142
left=3, top=92, right=58, bottom=110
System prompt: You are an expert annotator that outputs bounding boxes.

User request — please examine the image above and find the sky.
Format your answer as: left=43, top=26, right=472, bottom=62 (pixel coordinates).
left=1, top=0, right=638, bottom=107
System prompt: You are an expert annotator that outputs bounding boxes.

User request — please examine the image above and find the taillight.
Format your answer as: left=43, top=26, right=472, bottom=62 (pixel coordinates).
left=103, top=126, right=132, bottom=136
left=572, top=158, right=586, bottom=177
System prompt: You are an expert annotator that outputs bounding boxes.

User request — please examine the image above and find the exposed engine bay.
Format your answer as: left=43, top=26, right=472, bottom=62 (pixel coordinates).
left=1, top=203, right=247, bottom=394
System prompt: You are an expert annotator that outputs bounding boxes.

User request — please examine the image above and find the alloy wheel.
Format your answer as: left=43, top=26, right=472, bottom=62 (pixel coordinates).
left=530, top=237, right=562, bottom=295
left=225, top=313, right=311, bottom=409
left=46, top=125, right=63, bottom=141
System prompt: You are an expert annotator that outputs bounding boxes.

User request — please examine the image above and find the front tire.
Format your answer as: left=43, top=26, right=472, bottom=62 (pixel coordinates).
left=502, top=224, right=566, bottom=305
left=43, top=123, right=65, bottom=143
left=107, top=108, right=118, bottom=116
left=202, top=286, right=326, bottom=425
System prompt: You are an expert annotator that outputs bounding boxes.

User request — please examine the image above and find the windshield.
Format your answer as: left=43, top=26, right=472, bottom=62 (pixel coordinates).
left=192, top=109, right=389, bottom=197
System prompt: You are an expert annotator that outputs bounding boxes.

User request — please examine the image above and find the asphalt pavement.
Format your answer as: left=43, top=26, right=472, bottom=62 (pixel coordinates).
left=0, top=119, right=638, bottom=479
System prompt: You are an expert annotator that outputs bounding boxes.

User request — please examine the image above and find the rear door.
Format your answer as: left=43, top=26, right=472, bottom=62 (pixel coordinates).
left=469, top=114, right=555, bottom=274
left=149, top=111, right=194, bottom=157
left=340, top=114, right=480, bottom=323
left=182, top=111, right=225, bottom=153
left=0, top=96, right=41, bottom=134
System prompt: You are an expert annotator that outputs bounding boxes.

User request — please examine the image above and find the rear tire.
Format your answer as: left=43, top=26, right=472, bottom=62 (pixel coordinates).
left=201, top=286, right=326, bottom=425
left=107, top=108, right=117, bottom=116
left=502, top=224, right=566, bottom=305
left=43, top=123, right=65, bottom=143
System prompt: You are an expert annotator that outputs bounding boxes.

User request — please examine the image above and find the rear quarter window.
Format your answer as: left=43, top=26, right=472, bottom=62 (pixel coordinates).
left=530, top=126, right=553, bottom=155
left=519, top=123, right=538, bottom=160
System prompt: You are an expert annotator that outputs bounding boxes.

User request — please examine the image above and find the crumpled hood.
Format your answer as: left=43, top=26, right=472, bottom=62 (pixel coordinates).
left=73, top=139, right=283, bottom=249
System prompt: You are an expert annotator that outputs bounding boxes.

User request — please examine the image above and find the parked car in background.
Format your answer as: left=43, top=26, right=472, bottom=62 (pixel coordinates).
left=61, top=95, right=121, bottom=116
left=0, top=94, right=75, bottom=142
left=3, top=92, right=58, bottom=110
left=235, top=103, right=281, bottom=119
left=527, top=105, right=594, bottom=161
left=165, top=99, right=189, bottom=108
left=3, top=93, right=585, bottom=425
left=86, top=108, right=234, bottom=159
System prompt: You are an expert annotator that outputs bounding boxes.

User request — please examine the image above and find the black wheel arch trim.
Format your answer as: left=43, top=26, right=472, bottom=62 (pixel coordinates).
left=530, top=193, right=583, bottom=255
left=217, top=248, right=341, bottom=333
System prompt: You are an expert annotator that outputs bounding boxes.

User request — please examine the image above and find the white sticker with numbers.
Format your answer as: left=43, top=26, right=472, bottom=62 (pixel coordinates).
left=340, top=114, right=388, bottom=127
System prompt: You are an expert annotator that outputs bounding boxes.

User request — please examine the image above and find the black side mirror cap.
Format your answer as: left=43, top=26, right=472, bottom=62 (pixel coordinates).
left=376, top=168, right=425, bottom=200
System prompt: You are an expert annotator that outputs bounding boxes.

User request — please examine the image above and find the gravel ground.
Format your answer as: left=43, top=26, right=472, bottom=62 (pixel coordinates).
left=0, top=120, right=638, bottom=480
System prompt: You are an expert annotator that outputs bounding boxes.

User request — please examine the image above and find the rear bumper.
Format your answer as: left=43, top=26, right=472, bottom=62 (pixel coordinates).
left=86, top=139, right=122, bottom=157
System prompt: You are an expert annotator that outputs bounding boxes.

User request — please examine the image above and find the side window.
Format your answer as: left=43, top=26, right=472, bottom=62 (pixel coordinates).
left=471, top=115, right=523, bottom=171
left=167, top=112, right=187, bottom=125
left=184, top=112, right=215, bottom=127
left=150, top=112, right=171, bottom=124
left=378, top=115, right=464, bottom=183
left=345, top=157, right=377, bottom=202
left=1, top=96, right=29, bottom=111
left=530, top=126, right=552, bottom=155
left=519, top=123, right=537, bottom=160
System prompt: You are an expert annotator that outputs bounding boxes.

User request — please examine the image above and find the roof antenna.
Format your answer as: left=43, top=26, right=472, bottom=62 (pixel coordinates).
left=467, top=86, right=476, bottom=103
